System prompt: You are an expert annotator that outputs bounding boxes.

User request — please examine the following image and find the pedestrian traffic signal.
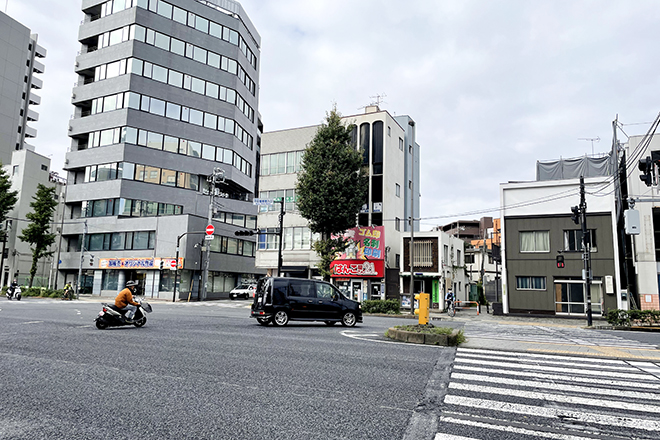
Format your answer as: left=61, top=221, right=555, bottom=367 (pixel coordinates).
left=571, top=206, right=580, bottom=225
left=556, top=254, right=565, bottom=269
left=639, top=156, right=654, bottom=187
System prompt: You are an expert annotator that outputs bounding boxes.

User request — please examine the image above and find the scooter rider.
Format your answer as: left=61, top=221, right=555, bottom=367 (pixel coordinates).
left=115, top=280, right=140, bottom=322
left=8, top=279, right=18, bottom=298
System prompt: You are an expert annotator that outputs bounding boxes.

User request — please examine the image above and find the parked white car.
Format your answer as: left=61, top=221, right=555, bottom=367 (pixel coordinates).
left=229, top=284, right=256, bottom=300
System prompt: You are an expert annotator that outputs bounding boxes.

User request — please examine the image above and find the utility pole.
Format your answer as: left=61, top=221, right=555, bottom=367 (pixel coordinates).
left=579, top=177, right=593, bottom=327
left=408, top=120, right=416, bottom=315
left=277, top=199, right=285, bottom=277
left=0, top=220, right=10, bottom=288
left=75, top=220, right=87, bottom=298
left=201, top=168, right=224, bottom=301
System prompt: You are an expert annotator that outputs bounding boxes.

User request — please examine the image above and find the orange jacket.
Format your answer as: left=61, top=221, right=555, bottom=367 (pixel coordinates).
left=115, top=288, right=139, bottom=308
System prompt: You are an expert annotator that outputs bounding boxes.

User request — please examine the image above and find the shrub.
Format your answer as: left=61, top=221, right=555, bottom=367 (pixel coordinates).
left=362, top=299, right=400, bottom=314
left=606, top=309, right=660, bottom=327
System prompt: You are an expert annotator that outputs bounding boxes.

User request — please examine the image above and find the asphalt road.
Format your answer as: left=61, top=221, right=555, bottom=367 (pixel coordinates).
left=0, top=298, right=448, bottom=440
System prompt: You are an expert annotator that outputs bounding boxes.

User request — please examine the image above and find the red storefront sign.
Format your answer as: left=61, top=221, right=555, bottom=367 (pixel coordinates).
left=330, top=259, right=384, bottom=278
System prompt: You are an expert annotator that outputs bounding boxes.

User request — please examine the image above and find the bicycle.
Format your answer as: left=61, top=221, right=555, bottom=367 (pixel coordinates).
left=446, top=299, right=456, bottom=317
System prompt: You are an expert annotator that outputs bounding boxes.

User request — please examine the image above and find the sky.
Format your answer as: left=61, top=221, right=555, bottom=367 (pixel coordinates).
left=5, top=0, right=660, bottom=230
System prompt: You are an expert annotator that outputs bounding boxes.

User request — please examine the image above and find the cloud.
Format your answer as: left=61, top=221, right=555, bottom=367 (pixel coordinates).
left=7, top=0, right=660, bottom=229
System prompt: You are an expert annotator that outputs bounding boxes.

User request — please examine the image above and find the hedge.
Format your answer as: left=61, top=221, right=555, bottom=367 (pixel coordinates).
left=606, top=309, right=660, bottom=327
left=2, top=286, right=65, bottom=298
left=361, top=299, right=400, bottom=315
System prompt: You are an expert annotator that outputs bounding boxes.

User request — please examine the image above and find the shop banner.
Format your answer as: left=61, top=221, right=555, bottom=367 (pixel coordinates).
left=99, top=257, right=183, bottom=269
left=330, top=259, right=384, bottom=278
left=334, top=226, right=385, bottom=260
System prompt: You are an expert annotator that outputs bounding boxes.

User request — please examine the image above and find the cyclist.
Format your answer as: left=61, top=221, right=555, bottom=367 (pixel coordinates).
left=445, top=290, right=455, bottom=312
left=63, top=282, right=73, bottom=300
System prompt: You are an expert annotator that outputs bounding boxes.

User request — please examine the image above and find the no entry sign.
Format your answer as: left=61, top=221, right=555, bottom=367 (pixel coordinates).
left=206, top=224, right=214, bottom=235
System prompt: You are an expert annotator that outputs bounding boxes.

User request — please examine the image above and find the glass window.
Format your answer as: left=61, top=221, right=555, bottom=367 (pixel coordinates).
left=149, top=98, right=165, bottom=116
left=140, top=95, right=151, bottom=112
left=137, top=129, right=148, bottom=146
left=156, top=1, right=172, bottom=18
left=171, top=38, right=185, bottom=56
left=172, top=6, right=186, bottom=24
left=119, top=162, right=135, bottom=180
left=223, top=149, right=233, bottom=165
left=146, top=132, right=163, bottom=150
left=100, top=129, right=116, bottom=146
left=202, top=144, right=215, bottom=160
left=168, top=70, right=183, bottom=87
left=206, top=82, right=219, bottom=99
left=178, top=173, right=198, bottom=190
left=102, top=94, right=117, bottom=113
left=224, top=119, right=234, bottom=134
left=182, top=74, right=192, bottom=90
left=152, top=64, right=168, bottom=83
left=227, top=238, right=238, bottom=255
left=161, top=169, right=177, bottom=186
left=520, top=231, right=549, bottom=253
left=185, top=43, right=194, bottom=59
left=126, top=91, right=141, bottom=109
left=165, top=102, right=180, bottom=120
left=204, top=113, right=217, bottom=130
left=189, top=109, right=203, bottom=126
left=132, top=24, right=146, bottom=42
left=225, top=88, right=236, bottom=104
left=163, top=135, right=178, bottom=153
left=193, top=47, right=207, bottom=63
left=208, top=52, right=221, bottom=68
left=191, top=77, right=205, bottom=94
left=143, top=166, right=161, bottom=184
left=209, top=22, right=222, bottom=38
left=180, top=106, right=189, bottom=122
left=133, top=231, right=150, bottom=250
left=229, top=29, right=239, bottom=45
left=145, top=28, right=155, bottom=45
left=106, top=60, right=121, bottom=78
left=121, top=127, right=138, bottom=144
left=195, top=16, right=208, bottom=33
left=155, top=33, right=170, bottom=51
left=111, top=232, right=125, bottom=249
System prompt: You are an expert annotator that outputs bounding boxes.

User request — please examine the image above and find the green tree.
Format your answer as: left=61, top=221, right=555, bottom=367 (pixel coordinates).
left=296, top=107, right=369, bottom=279
left=0, top=165, right=18, bottom=243
left=18, top=184, right=57, bottom=287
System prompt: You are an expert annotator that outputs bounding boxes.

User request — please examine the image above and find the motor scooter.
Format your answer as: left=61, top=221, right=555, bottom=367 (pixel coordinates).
left=94, top=299, right=152, bottom=329
left=6, top=285, right=21, bottom=301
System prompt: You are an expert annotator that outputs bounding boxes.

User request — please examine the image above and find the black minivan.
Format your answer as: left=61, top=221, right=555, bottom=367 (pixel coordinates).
left=251, top=277, right=362, bottom=327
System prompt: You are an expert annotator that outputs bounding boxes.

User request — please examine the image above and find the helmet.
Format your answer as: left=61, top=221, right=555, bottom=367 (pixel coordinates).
left=126, top=280, right=139, bottom=287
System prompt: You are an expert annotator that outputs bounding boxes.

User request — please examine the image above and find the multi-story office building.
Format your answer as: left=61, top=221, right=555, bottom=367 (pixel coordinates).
left=0, top=11, right=46, bottom=165
left=256, top=105, right=421, bottom=301
left=60, top=0, right=263, bottom=298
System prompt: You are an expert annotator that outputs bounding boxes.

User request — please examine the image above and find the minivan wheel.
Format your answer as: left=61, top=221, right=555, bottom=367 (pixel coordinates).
left=273, top=311, right=289, bottom=326
left=341, top=312, right=357, bottom=327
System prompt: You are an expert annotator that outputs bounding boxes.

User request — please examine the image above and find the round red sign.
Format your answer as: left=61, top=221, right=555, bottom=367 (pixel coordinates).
left=170, top=260, right=177, bottom=269
left=206, top=224, right=214, bottom=235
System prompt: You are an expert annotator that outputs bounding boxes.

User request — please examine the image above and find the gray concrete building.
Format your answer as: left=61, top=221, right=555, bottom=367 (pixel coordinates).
left=0, top=11, right=46, bottom=166
left=257, top=105, right=421, bottom=301
left=61, top=0, right=263, bottom=298
left=2, top=150, right=66, bottom=288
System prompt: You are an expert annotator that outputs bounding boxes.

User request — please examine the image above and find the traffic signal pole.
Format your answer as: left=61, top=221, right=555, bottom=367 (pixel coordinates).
left=579, top=177, right=593, bottom=327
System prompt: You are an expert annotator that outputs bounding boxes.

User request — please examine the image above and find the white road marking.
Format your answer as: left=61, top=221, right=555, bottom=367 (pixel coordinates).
left=20, top=321, right=43, bottom=325
left=444, top=395, right=660, bottom=431
left=437, top=416, right=598, bottom=440
left=452, top=364, right=660, bottom=389
left=449, top=382, right=660, bottom=413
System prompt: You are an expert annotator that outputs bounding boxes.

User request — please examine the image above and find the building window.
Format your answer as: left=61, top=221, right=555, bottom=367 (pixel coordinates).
left=520, top=231, right=549, bottom=253
left=395, top=218, right=401, bottom=231
left=516, top=276, right=546, bottom=290
left=564, top=229, right=596, bottom=252
left=12, top=166, right=18, bottom=176
left=413, top=240, right=433, bottom=267
left=554, top=279, right=603, bottom=315
left=399, top=138, right=404, bottom=151
left=396, top=183, right=400, bottom=197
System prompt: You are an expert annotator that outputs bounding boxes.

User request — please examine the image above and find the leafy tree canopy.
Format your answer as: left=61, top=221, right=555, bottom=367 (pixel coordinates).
left=18, top=184, right=58, bottom=287
left=0, top=165, right=18, bottom=240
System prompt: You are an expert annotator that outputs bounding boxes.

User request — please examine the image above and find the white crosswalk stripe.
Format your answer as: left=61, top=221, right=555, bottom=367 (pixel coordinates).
left=436, top=348, right=660, bottom=439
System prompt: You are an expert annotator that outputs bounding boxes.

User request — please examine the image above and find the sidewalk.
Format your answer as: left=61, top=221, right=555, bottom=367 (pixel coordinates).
left=428, top=308, right=660, bottom=361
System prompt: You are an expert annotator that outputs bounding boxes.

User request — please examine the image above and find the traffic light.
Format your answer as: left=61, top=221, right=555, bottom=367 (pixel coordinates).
left=89, top=254, right=95, bottom=267
left=556, top=254, right=565, bottom=269
left=571, top=206, right=580, bottom=225
left=234, top=230, right=256, bottom=236
left=414, top=293, right=430, bottom=325
left=639, top=156, right=654, bottom=187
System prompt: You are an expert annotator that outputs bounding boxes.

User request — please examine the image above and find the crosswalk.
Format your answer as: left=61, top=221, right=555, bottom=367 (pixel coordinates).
left=435, top=348, right=660, bottom=440
left=463, top=322, right=658, bottom=349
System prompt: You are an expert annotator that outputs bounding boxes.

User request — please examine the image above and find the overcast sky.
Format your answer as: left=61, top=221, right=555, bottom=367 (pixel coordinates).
left=5, top=0, right=660, bottom=230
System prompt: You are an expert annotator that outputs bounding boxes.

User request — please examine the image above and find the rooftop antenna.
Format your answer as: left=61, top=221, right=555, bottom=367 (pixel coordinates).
left=358, top=93, right=387, bottom=110
left=578, top=136, right=600, bottom=155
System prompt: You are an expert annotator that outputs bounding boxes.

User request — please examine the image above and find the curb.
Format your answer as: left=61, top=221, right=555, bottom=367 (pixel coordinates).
left=385, top=327, right=461, bottom=346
